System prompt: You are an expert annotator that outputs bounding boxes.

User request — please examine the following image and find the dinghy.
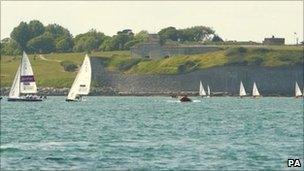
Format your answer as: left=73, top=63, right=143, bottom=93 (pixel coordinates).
left=8, top=52, right=43, bottom=102
left=207, top=85, right=211, bottom=98
left=295, top=82, right=303, bottom=98
left=239, top=81, right=246, bottom=98
left=252, top=82, right=261, bottom=98
left=66, top=54, right=91, bottom=102
left=180, top=95, right=192, bottom=102
left=199, top=81, right=206, bottom=97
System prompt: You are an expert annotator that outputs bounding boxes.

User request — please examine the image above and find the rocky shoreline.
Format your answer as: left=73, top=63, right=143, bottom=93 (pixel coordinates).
left=1, top=86, right=289, bottom=97
left=1, top=87, right=232, bottom=96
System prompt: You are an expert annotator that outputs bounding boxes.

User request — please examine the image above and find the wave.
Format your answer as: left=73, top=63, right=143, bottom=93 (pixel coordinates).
left=0, top=141, right=93, bottom=152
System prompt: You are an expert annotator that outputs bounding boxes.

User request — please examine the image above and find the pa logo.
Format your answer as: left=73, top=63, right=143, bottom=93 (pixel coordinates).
left=287, top=159, right=301, bottom=167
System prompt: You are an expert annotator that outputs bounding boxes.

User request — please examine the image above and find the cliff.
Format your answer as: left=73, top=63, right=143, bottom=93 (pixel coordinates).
left=91, top=57, right=303, bottom=96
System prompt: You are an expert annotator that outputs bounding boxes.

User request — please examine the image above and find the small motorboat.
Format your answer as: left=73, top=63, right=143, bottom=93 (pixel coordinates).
left=179, top=95, right=192, bottom=102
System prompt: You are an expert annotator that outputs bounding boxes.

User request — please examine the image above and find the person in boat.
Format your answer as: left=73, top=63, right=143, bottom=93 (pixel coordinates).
left=180, top=95, right=192, bottom=102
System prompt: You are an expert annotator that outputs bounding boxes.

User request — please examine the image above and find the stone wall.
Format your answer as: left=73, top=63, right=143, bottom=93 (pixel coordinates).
left=91, top=57, right=303, bottom=96
left=131, top=43, right=222, bottom=59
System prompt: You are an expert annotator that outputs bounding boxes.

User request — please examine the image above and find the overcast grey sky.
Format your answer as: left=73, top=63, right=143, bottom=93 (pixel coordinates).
left=1, top=1, right=303, bottom=44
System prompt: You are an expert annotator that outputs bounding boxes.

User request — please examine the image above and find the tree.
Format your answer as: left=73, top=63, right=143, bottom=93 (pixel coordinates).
left=158, top=27, right=179, bottom=45
left=212, top=34, right=224, bottom=42
left=45, top=24, right=71, bottom=39
left=179, top=26, right=215, bottom=42
left=1, top=38, right=22, bottom=55
left=104, top=33, right=134, bottom=51
left=55, top=36, right=73, bottom=52
left=73, top=29, right=106, bottom=52
left=26, top=32, right=55, bottom=53
left=99, top=36, right=112, bottom=51
left=134, top=30, right=149, bottom=42
left=45, top=24, right=73, bottom=52
left=10, top=22, right=30, bottom=50
left=28, top=20, right=45, bottom=39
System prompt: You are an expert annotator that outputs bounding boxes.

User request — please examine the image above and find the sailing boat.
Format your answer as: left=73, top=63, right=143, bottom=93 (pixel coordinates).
left=252, top=82, right=261, bottom=98
left=8, top=52, right=43, bottom=101
left=199, top=81, right=206, bottom=97
left=66, top=54, right=91, bottom=102
left=207, top=85, right=211, bottom=98
left=239, top=81, right=246, bottom=98
left=295, top=82, right=303, bottom=98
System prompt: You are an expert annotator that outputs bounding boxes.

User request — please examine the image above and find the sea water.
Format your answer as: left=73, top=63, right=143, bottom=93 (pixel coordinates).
left=1, top=96, right=303, bottom=170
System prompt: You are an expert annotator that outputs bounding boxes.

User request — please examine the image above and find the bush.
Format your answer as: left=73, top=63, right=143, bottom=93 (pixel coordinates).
left=253, top=48, right=270, bottom=54
left=60, top=60, right=78, bottom=72
left=237, top=47, right=247, bottom=53
left=118, top=58, right=141, bottom=71
left=177, top=61, right=198, bottom=73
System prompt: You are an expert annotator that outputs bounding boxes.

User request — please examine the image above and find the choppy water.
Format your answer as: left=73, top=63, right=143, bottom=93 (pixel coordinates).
left=1, top=96, right=303, bottom=170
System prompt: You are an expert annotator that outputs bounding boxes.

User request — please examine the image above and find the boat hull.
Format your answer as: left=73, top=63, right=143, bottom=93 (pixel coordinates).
left=179, top=96, right=192, bottom=102
left=66, top=99, right=77, bottom=102
left=7, top=97, right=43, bottom=102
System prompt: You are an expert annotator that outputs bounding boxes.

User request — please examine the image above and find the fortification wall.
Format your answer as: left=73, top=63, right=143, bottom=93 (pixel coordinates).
left=162, top=46, right=222, bottom=57
left=91, top=57, right=304, bottom=96
left=131, top=44, right=222, bottom=59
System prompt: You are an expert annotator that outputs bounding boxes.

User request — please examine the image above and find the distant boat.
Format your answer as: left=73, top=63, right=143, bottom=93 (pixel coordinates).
left=239, top=81, right=247, bottom=98
left=295, top=82, right=303, bottom=98
left=199, top=81, right=206, bottom=97
left=66, top=54, right=92, bottom=102
left=207, top=85, right=211, bottom=98
left=8, top=52, right=43, bottom=102
left=180, top=95, right=192, bottom=102
left=252, top=82, right=261, bottom=98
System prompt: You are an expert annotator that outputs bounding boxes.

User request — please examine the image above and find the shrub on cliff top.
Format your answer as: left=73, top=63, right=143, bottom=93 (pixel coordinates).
left=178, top=61, right=198, bottom=74
left=118, top=58, right=142, bottom=71
left=60, top=60, right=78, bottom=72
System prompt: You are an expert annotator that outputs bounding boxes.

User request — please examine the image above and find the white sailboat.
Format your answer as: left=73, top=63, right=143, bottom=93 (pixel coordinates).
left=199, top=81, right=206, bottom=97
left=239, top=81, right=246, bottom=98
left=252, top=82, right=261, bottom=98
left=8, top=52, right=43, bottom=101
left=66, top=54, right=91, bottom=101
left=207, top=85, right=211, bottom=98
left=295, top=82, right=303, bottom=98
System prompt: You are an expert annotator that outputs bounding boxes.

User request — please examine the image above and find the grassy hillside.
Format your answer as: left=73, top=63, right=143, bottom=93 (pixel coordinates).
left=127, top=46, right=303, bottom=74
left=1, top=46, right=303, bottom=87
left=0, top=51, right=130, bottom=87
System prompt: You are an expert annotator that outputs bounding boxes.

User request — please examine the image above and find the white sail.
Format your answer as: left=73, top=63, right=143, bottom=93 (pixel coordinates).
left=67, top=54, right=92, bottom=100
left=8, top=65, right=21, bottom=98
left=295, top=82, right=302, bottom=97
left=252, top=82, right=260, bottom=97
left=207, top=85, right=211, bottom=97
left=239, top=81, right=246, bottom=97
left=199, top=81, right=206, bottom=96
left=20, top=52, right=37, bottom=94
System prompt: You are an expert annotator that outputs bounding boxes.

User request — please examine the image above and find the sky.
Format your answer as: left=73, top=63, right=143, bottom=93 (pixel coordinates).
left=1, top=1, right=303, bottom=44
